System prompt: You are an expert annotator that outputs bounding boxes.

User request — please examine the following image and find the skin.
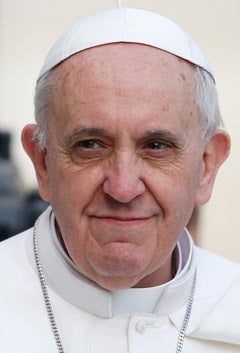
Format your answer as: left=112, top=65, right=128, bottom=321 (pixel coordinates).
left=22, top=43, right=230, bottom=290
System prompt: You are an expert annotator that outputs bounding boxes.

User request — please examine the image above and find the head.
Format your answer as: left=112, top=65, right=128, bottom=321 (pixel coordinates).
left=22, top=9, right=230, bottom=290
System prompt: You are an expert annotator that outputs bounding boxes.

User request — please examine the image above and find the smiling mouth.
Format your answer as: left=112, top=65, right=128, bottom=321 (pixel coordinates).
left=90, top=215, right=151, bottom=227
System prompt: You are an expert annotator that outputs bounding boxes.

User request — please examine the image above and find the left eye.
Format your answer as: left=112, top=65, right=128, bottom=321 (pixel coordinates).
left=145, top=141, right=168, bottom=150
left=77, top=140, right=101, bottom=149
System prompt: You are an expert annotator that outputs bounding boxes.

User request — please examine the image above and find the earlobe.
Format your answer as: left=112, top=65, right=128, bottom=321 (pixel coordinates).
left=21, top=124, right=50, bottom=201
left=195, top=130, right=231, bottom=206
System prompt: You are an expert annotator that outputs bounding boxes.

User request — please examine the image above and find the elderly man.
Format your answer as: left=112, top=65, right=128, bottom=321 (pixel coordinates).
left=1, top=7, right=240, bottom=353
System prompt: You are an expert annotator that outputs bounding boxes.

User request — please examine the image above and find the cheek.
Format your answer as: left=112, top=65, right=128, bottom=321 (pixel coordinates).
left=147, top=163, right=201, bottom=227
left=46, top=153, right=103, bottom=207
left=149, top=167, right=197, bottom=202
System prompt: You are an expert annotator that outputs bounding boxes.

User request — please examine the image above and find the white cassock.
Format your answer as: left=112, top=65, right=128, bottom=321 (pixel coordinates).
left=0, top=207, right=240, bottom=352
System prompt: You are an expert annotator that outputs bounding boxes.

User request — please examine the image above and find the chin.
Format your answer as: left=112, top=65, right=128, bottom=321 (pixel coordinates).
left=87, top=260, right=147, bottom=290
left=93, top=274, right=141, bottom=291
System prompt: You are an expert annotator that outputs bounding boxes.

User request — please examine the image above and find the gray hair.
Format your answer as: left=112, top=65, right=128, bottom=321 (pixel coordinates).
left=195, top=66, right=223, bottom=141
left=33, top=70, right=52, bottom=149
left=34, top=65, right=223, bottom=149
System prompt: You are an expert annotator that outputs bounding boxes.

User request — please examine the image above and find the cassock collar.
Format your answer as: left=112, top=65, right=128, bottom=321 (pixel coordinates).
left=30, top=207, right=197, bottom=318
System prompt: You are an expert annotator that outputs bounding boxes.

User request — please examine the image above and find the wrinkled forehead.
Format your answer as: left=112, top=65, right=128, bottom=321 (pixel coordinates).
left=50, top=43, right=198, bottom=115
left=50, top=43, right=199, bottom=130
left=38, top=8, right=214, bottom=82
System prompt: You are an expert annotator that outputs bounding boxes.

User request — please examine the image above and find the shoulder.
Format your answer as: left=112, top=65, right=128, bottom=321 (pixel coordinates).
left=0, top=228, right=37, bottom=289
left=195, top=246, right=240, bottom=296
left=0, top=228, right=33, bottom=264
left=191, top=247, right=240, bottom=345
left=0, top=227, right=42, bottom=321
left=0, top=206, right=52, bottom=267
left=196, top=246, right=240, bottom=279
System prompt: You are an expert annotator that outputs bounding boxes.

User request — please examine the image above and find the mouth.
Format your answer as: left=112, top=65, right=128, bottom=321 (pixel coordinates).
left=89, top=215, right=152, bottom=227
left=87, top=214, right=156, bottom=245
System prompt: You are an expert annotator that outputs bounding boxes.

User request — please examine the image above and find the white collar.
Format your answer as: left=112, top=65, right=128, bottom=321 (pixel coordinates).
left=30, top=207, right=197, bottom=318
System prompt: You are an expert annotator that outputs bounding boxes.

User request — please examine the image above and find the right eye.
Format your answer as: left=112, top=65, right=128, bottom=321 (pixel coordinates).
left=76, top=140, right=101, bottom=149
left=70, top=139, right=109, bottom=162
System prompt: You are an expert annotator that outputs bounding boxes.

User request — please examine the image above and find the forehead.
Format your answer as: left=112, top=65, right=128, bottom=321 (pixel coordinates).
left=52, top=43, right=196, bottom=90
left=49, top=43, right=199, bottom=135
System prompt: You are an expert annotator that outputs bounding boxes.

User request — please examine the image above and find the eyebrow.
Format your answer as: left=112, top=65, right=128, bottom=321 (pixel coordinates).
left=142, top=130, right=184, bottom=146
left=64, top=127, right=110, bottom=145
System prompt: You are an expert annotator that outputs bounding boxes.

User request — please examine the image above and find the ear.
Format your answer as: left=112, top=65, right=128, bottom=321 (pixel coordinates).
left=195, top=130, right=230, bottom=206
left=21, top=124, right=50, bottom=201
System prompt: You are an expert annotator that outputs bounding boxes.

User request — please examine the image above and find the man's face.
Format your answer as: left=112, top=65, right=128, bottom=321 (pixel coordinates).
left=39, top=44, right=206, bottom=289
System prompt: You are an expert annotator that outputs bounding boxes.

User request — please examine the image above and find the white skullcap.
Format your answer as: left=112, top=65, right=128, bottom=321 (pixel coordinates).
left=38, top=8, right=214, bottom=81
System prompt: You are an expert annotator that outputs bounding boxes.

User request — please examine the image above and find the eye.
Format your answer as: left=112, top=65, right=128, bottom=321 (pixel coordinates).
left=70, top=138, right=109, bottom=162
left=145, top=141, right=169, bottom=150
left=76, top=140, right=101, bottom=149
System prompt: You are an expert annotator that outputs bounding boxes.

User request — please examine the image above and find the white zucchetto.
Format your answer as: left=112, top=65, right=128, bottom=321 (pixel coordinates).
left=38, top=8, right=214, bottom=81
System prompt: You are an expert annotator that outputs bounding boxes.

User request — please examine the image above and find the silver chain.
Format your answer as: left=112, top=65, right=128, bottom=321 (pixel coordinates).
left=176, top=269, right=197, bottom=352
left=33, top=217, right=197, bottom=353
left=33, top=218, right=65, bottom=353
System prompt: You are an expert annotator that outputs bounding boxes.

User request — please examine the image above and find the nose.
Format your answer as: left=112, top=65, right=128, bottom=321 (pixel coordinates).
left=102, top=152, right=146, bottom=203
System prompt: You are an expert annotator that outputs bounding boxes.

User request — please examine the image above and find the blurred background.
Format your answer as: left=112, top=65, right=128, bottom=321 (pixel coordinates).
left=0, top=0, right=239, bottom=261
